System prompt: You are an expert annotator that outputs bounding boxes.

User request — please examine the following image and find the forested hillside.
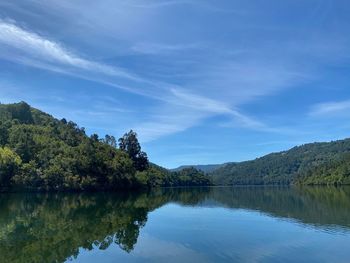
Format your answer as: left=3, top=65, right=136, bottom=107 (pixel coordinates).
left=171, top=164, right=227, bottom=173
left=0, top=102, right=211, bottom=191
left=1, top=102, right=348, bottom=190
left=210, top=139, right=350, bottom=185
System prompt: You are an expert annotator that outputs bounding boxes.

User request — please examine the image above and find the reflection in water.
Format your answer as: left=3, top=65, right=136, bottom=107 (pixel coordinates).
left=0, top=187, right=349, bottom=262
left=0, top=188, right=210, bottom=263
left=210, top=186, right=350, bottom=231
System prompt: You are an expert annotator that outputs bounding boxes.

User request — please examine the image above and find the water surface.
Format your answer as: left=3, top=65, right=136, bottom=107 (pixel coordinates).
left=1, top=187, right=350, bottom=263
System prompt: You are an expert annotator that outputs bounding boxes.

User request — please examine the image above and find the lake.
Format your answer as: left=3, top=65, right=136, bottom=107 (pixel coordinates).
left=1, top=187, right=350, bottom=263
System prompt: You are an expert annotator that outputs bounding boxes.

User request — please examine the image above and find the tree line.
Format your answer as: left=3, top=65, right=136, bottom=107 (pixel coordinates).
left=210, top=138, right=350, bottom=186
left=0, top=102, right=212, bottom=191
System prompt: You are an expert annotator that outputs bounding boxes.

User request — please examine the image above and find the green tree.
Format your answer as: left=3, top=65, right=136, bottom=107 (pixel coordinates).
left=6, top=101, right=34, bottom=124
left=0, top=102, right=212, bottom=191
left=106, top=151, right=136, bottom=188
left=8, top=125, right=36, bottom=163
left=118, top=130, right=149, bottom=171
left=104, top=134, right=117, bottom=148
left=0, top=147, right=22, bottom=187
left=0, top=121, right=9, bottom=146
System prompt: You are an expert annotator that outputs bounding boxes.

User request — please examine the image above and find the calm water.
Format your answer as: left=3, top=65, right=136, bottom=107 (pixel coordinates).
left=1, top=187, right=350, bottom=263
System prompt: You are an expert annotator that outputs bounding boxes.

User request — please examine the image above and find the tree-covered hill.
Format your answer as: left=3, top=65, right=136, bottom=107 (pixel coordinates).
left=2, top=101, right=348, bottom=189
left=171, top=164, right=228, bottom=173
left=0, top=102, right=211, bottom=191
left=210, top=139, right=350, bottom=185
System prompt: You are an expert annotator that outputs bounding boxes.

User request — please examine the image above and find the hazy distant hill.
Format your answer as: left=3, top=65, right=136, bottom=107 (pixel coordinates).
left=171, top=164, right=229, bottom=173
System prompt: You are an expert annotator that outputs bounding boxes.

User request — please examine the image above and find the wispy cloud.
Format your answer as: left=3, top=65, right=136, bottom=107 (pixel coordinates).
left=0, top=20, right=179, bottom=99
left=124, top=0, right=242, bottom=13
left=131, top=42, right=201, bottom=55
left=2, top=0, right=348, bottom=144
left=1, top=0, right=350, bottom=167
left=0, top=20, right=276, bottom=142
left=125, top=0, right=195, bottom=9
left=309, top=100, right=350, bottom=117
left=134, top=87, right=274, bottom=142
left=170, top=88, right=266, bottom=128
left=0, top=21, right=129, bottom=76
left=134, top=104, right=210, bottom=142
left=170, top=88, right=231, bottom=113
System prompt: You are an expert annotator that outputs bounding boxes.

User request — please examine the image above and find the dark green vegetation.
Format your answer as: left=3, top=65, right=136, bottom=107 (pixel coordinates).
left=210, top=139, right=350, bottom=186
left=1, top=101, right=350, bottom=189
left=1, top=187, right=349, bottom=262
left=0, top=102, right=211, bottom=191
left=172, top=163, right=227, bottom=173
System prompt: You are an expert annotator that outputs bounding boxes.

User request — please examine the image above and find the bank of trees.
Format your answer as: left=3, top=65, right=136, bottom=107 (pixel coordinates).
left=210, top=138, right=350, bottom=186
left=296, top=153, right=350, bottom=185
left=0, top=102, right=211, bottom=191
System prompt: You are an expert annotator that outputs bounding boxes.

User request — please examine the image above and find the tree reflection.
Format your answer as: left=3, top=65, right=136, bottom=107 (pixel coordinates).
left=209, top=186, right=350, bottom=229
left=0, top=188, right=211, bottom=263
left=0, top=186, right=350, bottom=262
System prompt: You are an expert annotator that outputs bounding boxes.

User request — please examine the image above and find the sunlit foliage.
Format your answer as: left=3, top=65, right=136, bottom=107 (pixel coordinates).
left=0, top=102, right=211, bottom=191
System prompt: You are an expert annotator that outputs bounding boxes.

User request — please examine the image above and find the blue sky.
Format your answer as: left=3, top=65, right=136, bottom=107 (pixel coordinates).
left=0, top=0, right=350, bottom=168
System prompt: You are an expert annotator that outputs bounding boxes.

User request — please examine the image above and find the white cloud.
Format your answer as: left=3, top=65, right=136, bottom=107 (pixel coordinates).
left=170, top=88, right=266, bottom=129
left=131, top=42, right=201, bottom=55
left=2, top=0, right=348, bottom=144
left=0, top=20, right=175, bottom=99
left=309, top=100, right=350, bottom=117
left=170, top=88, right=231, bottom=113
left=0, top=20, right=141, bottom=80
left=0, top=20, right=270, bottom=141
left=125, top=0, right=195, bottom=9
left=0, top=21, right=268, bottom=142
left=135, top=88, right=268, bottom=142
left=134, top=106, right=208, bottom=142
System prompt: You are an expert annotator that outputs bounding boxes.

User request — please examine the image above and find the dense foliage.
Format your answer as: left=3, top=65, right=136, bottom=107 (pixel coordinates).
left=210, top=139, right=350, bottom=185
left=3, top=101, right=347, bottom=188
left=172, top=164, right=225, bottom=173
left=297, top=153, right=350, bottom=185
left=0, top=102, right=211, bottom=191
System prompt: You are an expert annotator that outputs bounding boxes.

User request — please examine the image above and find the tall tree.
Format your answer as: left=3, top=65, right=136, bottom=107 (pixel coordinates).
left=104, top=134, right=117, bottom=148
left=118, top=130, right=149, bottom=171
